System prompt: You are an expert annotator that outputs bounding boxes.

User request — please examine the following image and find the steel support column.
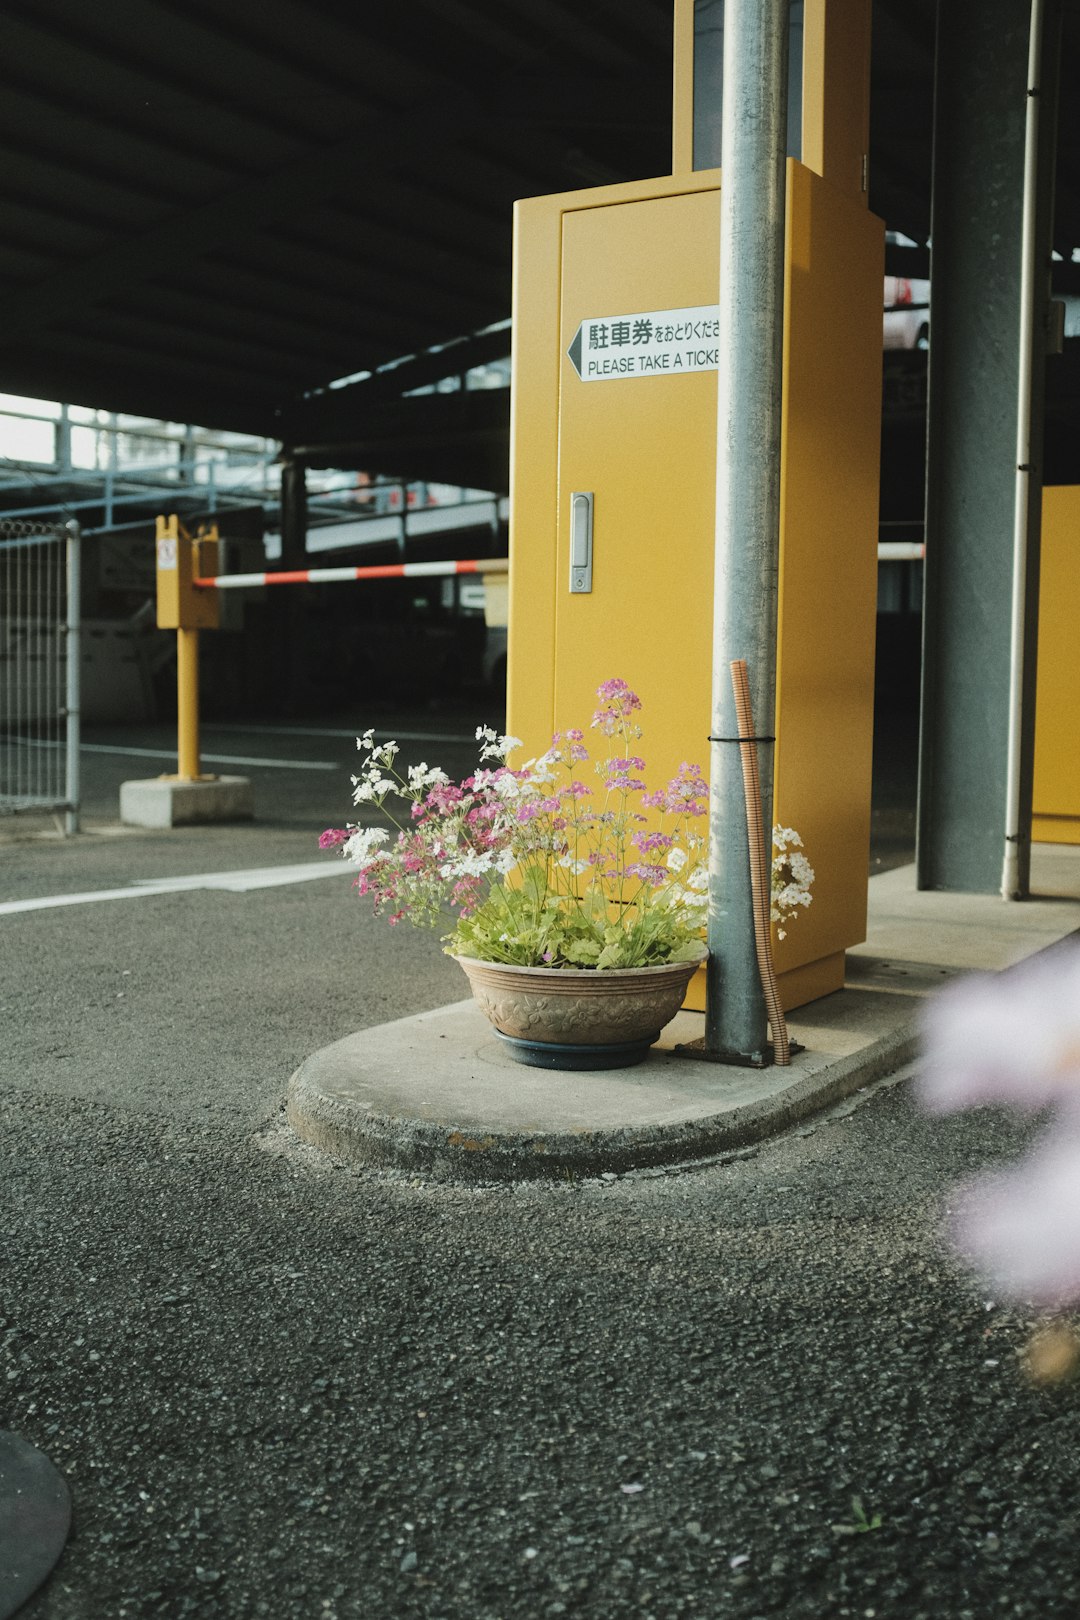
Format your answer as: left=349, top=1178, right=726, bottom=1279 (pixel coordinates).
left=917, top=0, right=1061, bottom=894
left=704, top=0, right=789, bottom=1061
left=280, top=457, right=308, bottom=568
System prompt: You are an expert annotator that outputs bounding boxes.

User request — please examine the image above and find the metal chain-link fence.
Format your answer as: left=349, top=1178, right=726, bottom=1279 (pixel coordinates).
left=0, top=519, right=80, bottom=832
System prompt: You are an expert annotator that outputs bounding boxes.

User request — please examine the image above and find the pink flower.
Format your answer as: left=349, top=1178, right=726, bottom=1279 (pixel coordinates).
left=590, top=677, right=643, bottom=735
left=596, top=677, right=640, bottom=707
left=917, top=945, right=1080, bottom=1118
left=640, top=763, right=710, bottom=815
left=918, top=941, right=1080, bottom=1306
left=949, top=1125, right=1080, bottom=1306
left=423, top=781, right=464, bottom=814
left=516, top=796, right=560, bottom=824
left=632, top=830, right=674, bottom=854
left=451, top=876, right=483, bottom=916
left=319, top=828, right=350, bottom=848
left=626, top=862, right=666, bottom=887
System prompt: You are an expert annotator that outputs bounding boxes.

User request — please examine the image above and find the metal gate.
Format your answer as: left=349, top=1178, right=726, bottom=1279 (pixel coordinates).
left=0, top=520, right=81, bottom=833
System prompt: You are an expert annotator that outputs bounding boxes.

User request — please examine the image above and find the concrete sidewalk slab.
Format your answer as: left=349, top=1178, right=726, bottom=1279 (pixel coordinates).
left=287, top=850, right=1080, bottom=1182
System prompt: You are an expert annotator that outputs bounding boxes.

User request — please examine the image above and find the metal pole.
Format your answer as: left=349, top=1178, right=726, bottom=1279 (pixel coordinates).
left=705, top=0, right=790, bottom=1062
left=64, top=522, right=81, bottom=835
left=1002, top=0, right=1045, bottom=900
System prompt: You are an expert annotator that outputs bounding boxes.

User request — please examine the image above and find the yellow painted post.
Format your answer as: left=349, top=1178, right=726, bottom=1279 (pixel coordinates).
left=671, top=0, right=695, bottom=174
left=670, top=0, right=872, bottom=196
left=176, top=627, right=201, bottom=781
left=155, top=513, right=219, bottom=782
left=801, top=0, right=872, bottom=202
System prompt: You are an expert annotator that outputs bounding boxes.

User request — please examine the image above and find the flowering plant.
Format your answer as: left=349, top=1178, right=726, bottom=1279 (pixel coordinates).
left=321, top=678, right=813, bottom=971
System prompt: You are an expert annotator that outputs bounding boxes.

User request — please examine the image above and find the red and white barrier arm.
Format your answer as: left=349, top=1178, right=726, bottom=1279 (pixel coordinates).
left=195, top=548, right=920, bottom=589
left=877, top=542, right=925, bottom=561
left=193, top=556, right=510, bottom=590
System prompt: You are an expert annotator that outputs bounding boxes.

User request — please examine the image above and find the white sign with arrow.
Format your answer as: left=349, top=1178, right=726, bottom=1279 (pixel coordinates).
left=566, top=304, right=721, bottom=382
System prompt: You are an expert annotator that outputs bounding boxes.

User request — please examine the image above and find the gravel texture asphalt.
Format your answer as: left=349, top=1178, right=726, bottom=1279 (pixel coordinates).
left=3, top=714, right=1079, bottom=1619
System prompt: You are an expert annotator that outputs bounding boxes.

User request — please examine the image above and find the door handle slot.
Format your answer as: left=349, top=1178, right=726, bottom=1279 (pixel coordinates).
left=569, top=491, right=593, bottom=593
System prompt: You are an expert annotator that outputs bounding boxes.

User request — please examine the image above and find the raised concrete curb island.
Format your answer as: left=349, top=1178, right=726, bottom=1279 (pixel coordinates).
left=287, top=850, right=1080, bottom=1182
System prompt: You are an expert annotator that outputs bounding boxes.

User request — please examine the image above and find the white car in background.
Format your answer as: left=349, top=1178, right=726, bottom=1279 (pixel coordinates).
left=884, top=275, right=930, bottom=350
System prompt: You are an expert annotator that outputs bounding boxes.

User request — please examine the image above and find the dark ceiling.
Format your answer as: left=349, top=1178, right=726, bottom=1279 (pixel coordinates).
left=0, top=0, right=1076, bottom=491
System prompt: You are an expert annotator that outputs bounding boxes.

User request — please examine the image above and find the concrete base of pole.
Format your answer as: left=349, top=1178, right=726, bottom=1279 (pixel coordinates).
left=119, top=775, right=254, bottom=829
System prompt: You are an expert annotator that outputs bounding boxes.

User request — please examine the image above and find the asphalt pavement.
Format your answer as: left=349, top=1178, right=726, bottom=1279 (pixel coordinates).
left=3, top=710, right=1079, bottom=1619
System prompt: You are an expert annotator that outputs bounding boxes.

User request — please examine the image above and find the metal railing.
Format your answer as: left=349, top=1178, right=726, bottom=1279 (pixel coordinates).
left=0, top=520, right=80, bottom=833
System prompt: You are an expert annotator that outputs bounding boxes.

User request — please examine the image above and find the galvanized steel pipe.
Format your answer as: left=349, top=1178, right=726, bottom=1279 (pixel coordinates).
left=64, top=522, right=81, bottom=835
left=1002, top=0, right=1045, bottom=900
left=705, top=0, right=790, bottom=1061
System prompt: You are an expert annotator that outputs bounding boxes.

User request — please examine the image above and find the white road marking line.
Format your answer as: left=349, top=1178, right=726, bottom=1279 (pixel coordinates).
left=76, top=744, right=339, bottom=771
left=0, top=861, right=350, bottom=916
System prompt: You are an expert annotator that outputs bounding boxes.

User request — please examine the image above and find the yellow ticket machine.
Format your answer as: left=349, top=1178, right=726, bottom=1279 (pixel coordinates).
left=507, top=1, right=883, bottom=1010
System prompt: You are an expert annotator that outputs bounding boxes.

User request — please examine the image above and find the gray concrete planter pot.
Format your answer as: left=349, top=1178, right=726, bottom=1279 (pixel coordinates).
left=453, top=951, right=706, bottom=1070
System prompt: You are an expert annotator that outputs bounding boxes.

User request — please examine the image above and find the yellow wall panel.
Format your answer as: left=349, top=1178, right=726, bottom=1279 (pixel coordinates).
left=1033, top=485, right=1080, bottom=844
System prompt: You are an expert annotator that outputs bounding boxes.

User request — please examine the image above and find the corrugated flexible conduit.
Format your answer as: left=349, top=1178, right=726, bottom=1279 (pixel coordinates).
left=730, top=658, right=791, bottom=1065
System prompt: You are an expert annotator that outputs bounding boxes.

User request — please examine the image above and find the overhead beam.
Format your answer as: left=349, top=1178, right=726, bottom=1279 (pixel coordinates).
left=287, top=385, right=511, bottom=460
left=0, top=84, right=499, bottom=349
left=0, top=349, right=277, bottom=438
left=282, top=325, right=513, bottom=429
left=0, top=58, right=665, bottom=355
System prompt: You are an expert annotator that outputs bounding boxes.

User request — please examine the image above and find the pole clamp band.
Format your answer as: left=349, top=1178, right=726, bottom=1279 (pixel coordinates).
left=708, top=734, right=775, bottom=744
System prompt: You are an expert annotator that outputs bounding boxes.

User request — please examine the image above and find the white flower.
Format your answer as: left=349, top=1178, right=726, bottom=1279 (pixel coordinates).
left=478, top=731, right=521, bottom=762
left=352, top=776, right=396, bottom=804
left=357, top=728, right=376, bottom=750
left=407, top=763, right=450, bottom=790
left=784, top=851, right=815, bottom=887
left=686, top=862, right=709, bottom=893
left=667, top=846, right=688, bottom=873
left=342, top=827, right=389, bottom=866
left=439, top=850, right=496, bottom=879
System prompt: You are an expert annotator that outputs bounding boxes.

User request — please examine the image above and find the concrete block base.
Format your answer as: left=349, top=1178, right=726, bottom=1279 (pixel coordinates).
left=120, top=775, right=254, bottom=829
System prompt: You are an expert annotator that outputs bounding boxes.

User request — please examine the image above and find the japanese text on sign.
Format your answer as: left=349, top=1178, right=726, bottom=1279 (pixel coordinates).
left=566, top=305, right=721, bottom=381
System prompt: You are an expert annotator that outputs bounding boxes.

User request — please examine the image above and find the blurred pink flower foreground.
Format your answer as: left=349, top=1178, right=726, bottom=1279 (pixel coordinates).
left=917, top=943, right=1080, bottom=1307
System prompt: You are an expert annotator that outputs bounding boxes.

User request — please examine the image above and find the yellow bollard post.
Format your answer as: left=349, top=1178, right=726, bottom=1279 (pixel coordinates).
left=120, top=514, right=250, bottom=829
left=176, top=627, right=201, bottom=781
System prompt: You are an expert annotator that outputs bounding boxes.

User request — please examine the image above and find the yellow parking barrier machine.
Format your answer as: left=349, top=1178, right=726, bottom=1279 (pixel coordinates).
left=507, top=0, right=884, bottom=1011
